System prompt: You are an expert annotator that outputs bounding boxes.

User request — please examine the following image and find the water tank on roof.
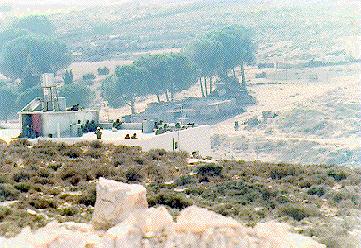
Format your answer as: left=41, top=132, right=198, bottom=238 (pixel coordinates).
left=41, top=73, right=56, bottom=87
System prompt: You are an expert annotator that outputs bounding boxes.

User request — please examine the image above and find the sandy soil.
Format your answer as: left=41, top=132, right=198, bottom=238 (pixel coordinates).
left=212, top=63, right=360, bottom=166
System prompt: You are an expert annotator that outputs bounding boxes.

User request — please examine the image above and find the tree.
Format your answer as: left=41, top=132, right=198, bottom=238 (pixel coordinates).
left=185, top=37, right=224, bottom=96
left=59, top=83, right=95, bottom=108
left=186, top=26, right=255, bottom=94
left=63, top=69, right=74, bottom=85
left=0, top=34, right=71, bottom=89
left=135, top=54, right=196, bottom=102
left=134, top=55, right=168, bottom=103
left=0, top=86, right=18, bottom=122
left=82, top=73, right=96, bottom=82
left=162, top=53, right=196, bottom=101
left=208, top=26, right=255, bottom=89
left=12, top=15, right=55, bottom=35
left=102, top=64, right=147, bottom=114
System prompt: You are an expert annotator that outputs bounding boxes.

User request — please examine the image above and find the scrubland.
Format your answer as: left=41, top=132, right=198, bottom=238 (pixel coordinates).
left=0, top=140, right=359, bottom=247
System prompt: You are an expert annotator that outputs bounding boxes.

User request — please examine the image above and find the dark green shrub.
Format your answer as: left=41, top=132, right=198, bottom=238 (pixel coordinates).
left=278, top=204, right=318, bottom=221
left=148, top=192, right=192, bottom=210
left=82, top=73, right=96, bottom=81
left=328, top=169, right=347, bottom=181
left=196, top=164, right=223, bottom=177
left=175, top=175, right=197, bottom=186
left=307, top=187, right=326, bottom=197
left=14, top=183, right=31, bottom=192
left=270, top=165, right=298, bottom=180
left=59, top=168, right=77, bottom=181
left=78, top=186, right=96, bottom=206
left=125, top=167, right=143, bottom=182
left=59, top=207, right=79, bottom=216
left=0, top=207, right=11, bottom=221
left=29, top=197, right=57, bottom=209
left=97, top=67, right=110, bottom=76
left=60, top=146, right=82, bottom=159
left=0, top=184, right=20, bottom=201
left=48, top=163, right=62, bottom=171
left=147, top=149, right=167, bottom=160
left=13, top=171, right=30, bottom=182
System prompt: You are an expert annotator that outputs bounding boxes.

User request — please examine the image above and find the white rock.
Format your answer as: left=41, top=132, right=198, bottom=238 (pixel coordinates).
left=0, top=180, right=326, bottom=248
left=92, top=178, right=148, bottom=230
left=175, top=206, right=241, bottom=232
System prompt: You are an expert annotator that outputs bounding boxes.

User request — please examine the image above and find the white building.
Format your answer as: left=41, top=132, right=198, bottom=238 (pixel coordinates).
left=19, top=74, right=99, bottom=138
left=34, top=125, right=212, bottom=157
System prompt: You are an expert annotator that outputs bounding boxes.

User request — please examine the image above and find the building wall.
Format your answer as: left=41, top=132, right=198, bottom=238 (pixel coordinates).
left=40, top=110, right=99, bottom=138
left=35, top=126, right=212, bottom=157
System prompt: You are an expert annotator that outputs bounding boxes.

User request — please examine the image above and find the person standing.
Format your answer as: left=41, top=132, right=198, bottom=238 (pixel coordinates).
left=95, top=127, right=102, bottom=140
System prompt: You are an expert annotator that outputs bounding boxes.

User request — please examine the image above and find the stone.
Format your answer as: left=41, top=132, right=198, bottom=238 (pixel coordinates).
left=91, top=177, right=148, bottom=230
left=0, top=179, right=326, bottom=248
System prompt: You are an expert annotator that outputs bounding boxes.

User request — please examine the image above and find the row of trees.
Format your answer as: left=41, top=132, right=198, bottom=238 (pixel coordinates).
left=102, top=53, right=196, bottom=114
left=102, top=25, right=255, bottom=114
left=185, top=25, right=255, bottom=96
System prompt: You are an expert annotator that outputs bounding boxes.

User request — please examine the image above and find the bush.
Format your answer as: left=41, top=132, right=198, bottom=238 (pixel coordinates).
left=29, top=197, right=57, bottom=209
left=125, top=167, right=143, bottom=182
left=328, top=169, right=347, bottom=181
left=82, top=73, right=96, bottom=81
left=60, top=147, right=82, bottom=159
left=13, top=171, right=31, bottom=182
left=90, top=140, right=102, bottom=149
left=59, top=207, right=79, bottom=216
left=97, top=67, right=110, bottom=76
left=175, top=175, right=197, bottom=186
left=0, top=207, right=11, bottom=221
left=278, top=204, right=318, bottom=221
left=14, top=183, right=31, bottom=193
left=78, top=186, right=96, bottom=206
left=196, top=164, right=223, bottom=177
left=307, top=187, right=326, bottom=197
left=48, top=163, right=62, bottom=171
left=148, top=192, right=192, bottom=210
left=270, top=165, right=298, bottom=180
left=0, top=184, right=20, bottom=201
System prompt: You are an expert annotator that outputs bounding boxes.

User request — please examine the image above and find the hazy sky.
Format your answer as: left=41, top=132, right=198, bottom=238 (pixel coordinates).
left=2, top=0, right=133, bottom=6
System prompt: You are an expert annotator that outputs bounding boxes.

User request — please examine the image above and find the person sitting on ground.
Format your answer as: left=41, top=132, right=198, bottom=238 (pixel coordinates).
left=131, top=133, right=137, bottom=139
left=125, top=134, right=130, bottom=139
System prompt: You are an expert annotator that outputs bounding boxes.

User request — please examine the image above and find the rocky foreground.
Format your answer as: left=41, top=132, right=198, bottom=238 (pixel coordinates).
left=0, top=178, right=324, bottom=248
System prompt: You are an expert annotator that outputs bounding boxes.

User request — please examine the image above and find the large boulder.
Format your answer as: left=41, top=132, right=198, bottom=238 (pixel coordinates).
left=91, top=177, right=148, bottom=230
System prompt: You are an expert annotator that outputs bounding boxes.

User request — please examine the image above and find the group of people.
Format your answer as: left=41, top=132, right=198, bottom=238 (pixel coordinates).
left=82, top=120, right=97, bottom=133
left=125, top=133, right=137, bottom=139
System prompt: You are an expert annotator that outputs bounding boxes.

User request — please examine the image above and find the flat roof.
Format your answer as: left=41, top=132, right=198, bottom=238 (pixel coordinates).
left=19, top=109, right=99, bottom=115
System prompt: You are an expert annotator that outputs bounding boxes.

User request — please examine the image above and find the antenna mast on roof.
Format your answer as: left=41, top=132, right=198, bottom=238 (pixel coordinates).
left=41, top=73, right=60, bottom=112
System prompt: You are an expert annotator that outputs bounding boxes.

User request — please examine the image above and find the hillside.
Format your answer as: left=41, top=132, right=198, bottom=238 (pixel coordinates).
left=0, top=140, right=360, bottom=247
left=212, top=63, right=361, bottom=166
left=47, top=0, right=360, bottom=62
